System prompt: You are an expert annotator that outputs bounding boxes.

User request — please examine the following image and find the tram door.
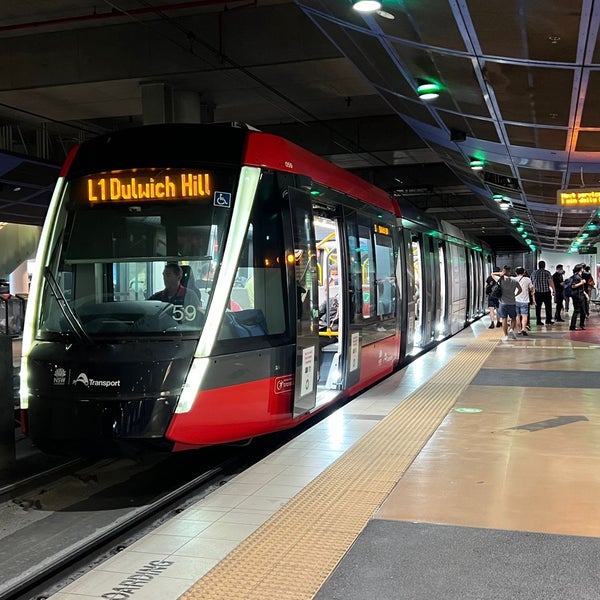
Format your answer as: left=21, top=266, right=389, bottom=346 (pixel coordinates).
left=314, top=215, right=346, bottom=406
left=411, top=236, right=424, bottom=345
left=289, top=188, right=319, bottom=417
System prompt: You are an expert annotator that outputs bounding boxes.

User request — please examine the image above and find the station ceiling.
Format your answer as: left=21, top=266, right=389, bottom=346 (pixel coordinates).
left=1, top=1, right=599, bottom=254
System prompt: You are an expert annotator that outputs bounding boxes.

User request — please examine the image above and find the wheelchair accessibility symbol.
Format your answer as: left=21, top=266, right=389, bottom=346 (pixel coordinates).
left=214, top=191, right=231, bottom=208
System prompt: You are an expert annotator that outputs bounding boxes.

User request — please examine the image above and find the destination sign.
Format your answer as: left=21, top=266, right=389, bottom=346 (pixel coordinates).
left=80, top=169, right=213, bottom=203
left=557, top=188, right=600, bottom=208
left=374, top=223, right=390, bottom=235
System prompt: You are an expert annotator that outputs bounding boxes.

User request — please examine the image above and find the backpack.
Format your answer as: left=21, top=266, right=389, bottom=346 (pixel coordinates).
left=490, top=276, right=504, bottom=299
left=485, top=276, right=497, bottom=296
left=563, top=276, right=574, bottom=298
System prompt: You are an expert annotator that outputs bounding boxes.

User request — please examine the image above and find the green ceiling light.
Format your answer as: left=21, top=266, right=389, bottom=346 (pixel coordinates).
left=493, top=194, right=503, bottom=202
left=416, top=81, right=441, bottom=101
left=469, top=157, right=485, bottom=171
left=521, top=232, right=528, bottom=238
left=517, top=225, right=525, bottom=232
left=510, top=217, right=519, bottom=224
left=529, top=244, right=537, bottom=251
left=582, top=232, right=590, bottom=238
left=525, top=238, right=532, bottom=244
left=587, top=222, right=598, bottom=231
left=352, top=0, right=382, bottom=12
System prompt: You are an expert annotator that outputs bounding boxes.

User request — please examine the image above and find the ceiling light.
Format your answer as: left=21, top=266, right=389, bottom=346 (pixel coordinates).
left=416, top=81, right=441, bottom=101
left=492, top=194, right=503, bottom=202
left=510, top=217, right=519, bottom=224
left=499, top=201, right=510, bottom=211
left=352, top=0, right=382, bottom=12
left=469, top=158, right=485, bottom=171
left=377, top=9, right=395, bottom=19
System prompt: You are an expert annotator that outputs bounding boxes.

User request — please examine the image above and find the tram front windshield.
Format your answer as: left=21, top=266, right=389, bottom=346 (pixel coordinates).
left=37, top=169, right=235, bottom=340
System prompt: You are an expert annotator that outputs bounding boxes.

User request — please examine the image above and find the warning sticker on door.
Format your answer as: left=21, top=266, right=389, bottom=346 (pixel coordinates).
left=301, top=346, right=315, bottom=396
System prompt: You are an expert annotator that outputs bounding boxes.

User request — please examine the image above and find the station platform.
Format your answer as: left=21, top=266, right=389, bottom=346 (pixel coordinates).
left=45, top=315, right=600, bottom=600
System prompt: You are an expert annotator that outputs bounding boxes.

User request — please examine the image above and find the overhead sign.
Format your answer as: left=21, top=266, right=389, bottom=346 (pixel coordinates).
left=557, top=188, right=600, bottom=207
left=578, top=246, right=597, bottom=254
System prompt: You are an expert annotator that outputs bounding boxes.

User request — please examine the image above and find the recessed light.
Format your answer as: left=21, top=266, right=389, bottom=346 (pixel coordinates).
left=417, top=81, right=441, bottom=101
left=352, top=0, right=381, bottom=12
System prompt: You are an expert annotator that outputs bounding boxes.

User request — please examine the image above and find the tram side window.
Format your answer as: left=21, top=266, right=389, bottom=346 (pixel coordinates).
left=218, top=184, right=287, bottom=341
left=374, top=233, right=396, bottom=318
left=358, top=224, right=375, bottom=319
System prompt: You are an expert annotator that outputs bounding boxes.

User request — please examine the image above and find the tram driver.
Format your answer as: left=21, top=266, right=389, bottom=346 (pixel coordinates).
left=148, top=262, right=202, bottom=324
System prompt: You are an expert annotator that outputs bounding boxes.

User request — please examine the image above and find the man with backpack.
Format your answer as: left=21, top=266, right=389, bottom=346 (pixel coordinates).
left=582, top=265, right=595, bottom=317
left=491, top=265, right=522, bottom=341
left=485, top=269, right=502, bottom=328
left=568, top=264, right=588, bottom=331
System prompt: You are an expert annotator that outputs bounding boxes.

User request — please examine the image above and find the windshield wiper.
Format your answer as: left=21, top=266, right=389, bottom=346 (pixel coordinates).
left=44, top=267, right=94, bottom=345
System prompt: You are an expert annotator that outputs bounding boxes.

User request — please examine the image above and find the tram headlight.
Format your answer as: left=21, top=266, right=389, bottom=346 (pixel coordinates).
left=176, top=357, right=209, bottom=413
left=19, top=358, right=29, bottom=410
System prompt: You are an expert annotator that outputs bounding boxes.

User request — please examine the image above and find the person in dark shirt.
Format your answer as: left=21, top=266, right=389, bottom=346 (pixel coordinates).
left=551, top=264, right=566, bottom=322
left=149, top=262, right=200, bottom=308
left=581, top=265, right=594, bottom=318
left=531, top=260, right=555, bottom=326
left=569, top=264, right=588, bottom=331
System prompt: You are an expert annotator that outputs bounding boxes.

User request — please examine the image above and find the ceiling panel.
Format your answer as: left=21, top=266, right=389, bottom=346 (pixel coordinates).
left=1, top=0, right=600, bottom=254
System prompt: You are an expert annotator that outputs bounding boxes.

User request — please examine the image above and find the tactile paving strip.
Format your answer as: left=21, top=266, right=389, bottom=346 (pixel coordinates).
left=180, top=335, right=498, bottom=600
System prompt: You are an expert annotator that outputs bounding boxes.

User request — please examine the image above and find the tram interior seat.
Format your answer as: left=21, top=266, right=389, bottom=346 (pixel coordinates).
left=218, top=308, right=268, bottom=339
left=377, top=279, right=394, bottom=316
left=230, top=287, right=251, bottom=310
left=180, top=265, right=202, bottom=302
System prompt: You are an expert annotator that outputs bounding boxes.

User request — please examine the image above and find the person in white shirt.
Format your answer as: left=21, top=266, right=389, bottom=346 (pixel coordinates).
left=514, top=266, right=535, bottom=336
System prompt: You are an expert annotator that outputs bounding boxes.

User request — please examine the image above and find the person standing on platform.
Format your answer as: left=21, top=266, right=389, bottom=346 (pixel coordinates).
left=514, top=266, right=534, bottom=336
left=485, top=269, right=501, bottom=328
left=491, top=265, right=522, bottom=341
left=581, top=265, right=595, bottom=318
left=531, top=260, right=555, bottom=326
left=569, top=264, right=588, bottom=331
left=552, top=264, right=566, bottom=322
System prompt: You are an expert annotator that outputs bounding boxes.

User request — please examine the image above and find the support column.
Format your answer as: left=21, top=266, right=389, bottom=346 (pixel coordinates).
left=0, top=335, right=15, bottom=473
left=173, top=90, right=215, bottom=123
left=9, top=261, right=29, bottom=295
left=141, top=82, right=174, bottom=125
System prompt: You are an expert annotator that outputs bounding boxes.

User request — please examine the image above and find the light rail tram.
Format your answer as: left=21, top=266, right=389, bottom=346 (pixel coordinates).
left=19, top=124, right=492, bottom=454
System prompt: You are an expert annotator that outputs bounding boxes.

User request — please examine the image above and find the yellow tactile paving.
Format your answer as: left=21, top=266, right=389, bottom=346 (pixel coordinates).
left=180, top=334, right=498, bottom=600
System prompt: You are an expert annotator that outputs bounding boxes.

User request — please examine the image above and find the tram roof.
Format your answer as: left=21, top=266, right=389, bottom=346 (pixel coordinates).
left=245, top=132, right=398, bottom=217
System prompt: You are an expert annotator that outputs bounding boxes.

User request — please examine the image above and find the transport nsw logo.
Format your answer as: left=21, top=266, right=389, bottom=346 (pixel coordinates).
left=274, top=374, right=293, bottom=395
left=72, top=372, right=121, bottom=388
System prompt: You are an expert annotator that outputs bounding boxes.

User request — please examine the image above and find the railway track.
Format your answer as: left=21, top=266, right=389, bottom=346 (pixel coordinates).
left=0, top=448, right=243, bottom=600
left=0, top=417, right=317, bottom=600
